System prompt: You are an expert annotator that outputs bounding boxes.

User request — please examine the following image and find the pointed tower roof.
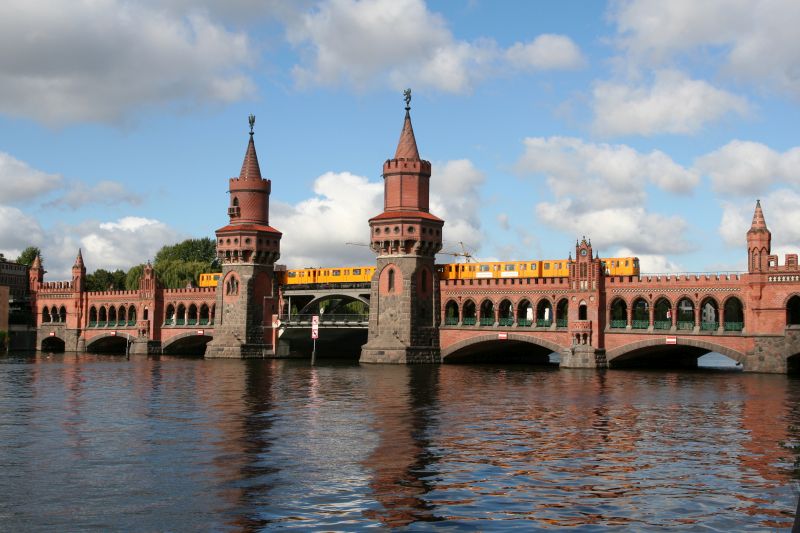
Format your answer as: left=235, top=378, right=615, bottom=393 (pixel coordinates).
left=394, top=94, right=420, bottom=160
left=73, top=248, right=84, bottom=268
left=31, top=254, right=42, bottom=269
left=239, top=117, right=262, bottom=181
left=749, top=199, right=768, bottom=233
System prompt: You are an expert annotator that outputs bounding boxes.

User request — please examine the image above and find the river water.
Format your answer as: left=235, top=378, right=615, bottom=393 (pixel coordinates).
left=0, top=352, right=798, bottom=531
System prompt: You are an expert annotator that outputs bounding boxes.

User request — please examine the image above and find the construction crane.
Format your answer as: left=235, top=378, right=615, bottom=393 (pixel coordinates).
left=438, top=241, right=478, bottom=263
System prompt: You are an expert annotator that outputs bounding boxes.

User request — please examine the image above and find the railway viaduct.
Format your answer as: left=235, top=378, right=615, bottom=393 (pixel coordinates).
left=28, top=102, right=800, bottom=373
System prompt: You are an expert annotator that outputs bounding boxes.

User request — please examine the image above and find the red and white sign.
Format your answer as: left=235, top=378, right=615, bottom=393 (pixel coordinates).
left=111, top=331, right=117, bottom=336
left=311, top=315, right=319, bottom=339
left=666, top=336, right=677, bottom=345
left=49, top=331, right=55, bottom=336
left=197, top=330, right=204, bottom=335
left=498, top=332, right=508, bottom=340
left=311, top=315, right=319, bottom=326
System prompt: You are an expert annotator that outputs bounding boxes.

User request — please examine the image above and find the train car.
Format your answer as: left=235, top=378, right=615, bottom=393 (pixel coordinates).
left=198, top=273, right=221, bottom=287
left=436, top=260, right=544, bottom=280
left=281, top=266, right=375, bottom=287
left=602, top=257, right=640, bottom=276
left=541, top=259, right=569, bottom=278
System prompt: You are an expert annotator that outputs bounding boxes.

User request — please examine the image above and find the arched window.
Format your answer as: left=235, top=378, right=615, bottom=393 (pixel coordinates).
left=118, top=306, right=127, bottom=325
left=444, top=300, right=459, bottom=325
left=142, top=307, right=148, bottom=321
left=787, top=295, right=800, bottom=326
left=128, top=305, right=137, bottom=324
left=42, top=307, right=51, bottom=323
left=632, top=298, right=649, bottom=329
left=108, top=306, right=117, bottom=325
left=578, top=301, right=587, bottom=321
left=200, top=304, right=210, bottom=325
left=188, top=304, right=198, bottom=325
left=480, top=299, right=495, bottom=326
left=89, top=306, right=97, bottom=327
left=676, top=298, right=695, bottom=330
left=98, top=307, right=107, bottom=325
left=387, top=268, right=395, bottom=292
left=653, top=298, right=672, bottom=330
left=59, top=306, right=67, bottom=322
left=462, top=300, right=477, bottom=326
left=557, top=298, right=569, bottom=327
left=517, top=299, right=532, bottom=327
left=700, top=297, right=719, bottom=331
left=610, top=298, right=627, bottom=328
left=536, top=299, right=553, bottom=327
left=232, top=197, right=239, bottom=207
left=165, top=304, right=175, bottom=325
left=51, top=306, right=58, bottom=322
left=724, top=297, right=744, bottom=331
left=498, top=299, right=513, bottom=326
left=177, top=304, right=186, bottom=325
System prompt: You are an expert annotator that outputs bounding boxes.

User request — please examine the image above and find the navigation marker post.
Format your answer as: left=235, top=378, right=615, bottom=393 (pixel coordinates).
left=311, top=315, right=319, bottom=365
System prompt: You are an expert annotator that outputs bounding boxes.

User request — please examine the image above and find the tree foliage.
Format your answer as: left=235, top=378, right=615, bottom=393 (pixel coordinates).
left=125, top=237, right=220, bottom=289
left=16, top=246, right=41, bottom=266
left=85, top=269, right=127, bottom=292
left=154, top=238, right=217, bottom=265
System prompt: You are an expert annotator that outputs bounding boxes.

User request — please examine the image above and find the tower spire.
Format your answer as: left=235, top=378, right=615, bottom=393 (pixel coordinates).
left=74, top=248, right=84, bottom=268
left=749, top=199, right=768, bottom=232
left=239, top=115, right=262, bottom=181
left=394, top=89, right=419, bottom=160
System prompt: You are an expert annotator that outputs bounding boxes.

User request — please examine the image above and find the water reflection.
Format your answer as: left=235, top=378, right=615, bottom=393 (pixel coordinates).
left=0, top=353, right=797, bottom=530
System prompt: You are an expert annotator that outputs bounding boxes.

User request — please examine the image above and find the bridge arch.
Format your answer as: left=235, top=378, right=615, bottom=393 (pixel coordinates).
left=442, top=333, right=566, bottom=364
left=162, top=331, right=214, bottom=355
left=298, top=294, right=370, bottom=315
left=785, top=294, right=800, bottom=325
left=41, top=335, right=65, bottom=352
left=606, top=337, right=746, bottom=368
left=86, top=332, right=136, bottom=354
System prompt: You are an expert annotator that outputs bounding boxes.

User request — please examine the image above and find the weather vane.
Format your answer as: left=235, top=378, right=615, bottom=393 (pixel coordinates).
left=248, top=114, right=255, bottom=135
left=403, top=88, right=412, bottom=111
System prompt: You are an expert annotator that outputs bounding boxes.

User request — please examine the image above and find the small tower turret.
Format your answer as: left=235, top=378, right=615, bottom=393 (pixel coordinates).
left=29, top=254, right=43, bottom=292
left=747, top=200, right=771, bottom=273
left=72, top=249, right=86, bottom=292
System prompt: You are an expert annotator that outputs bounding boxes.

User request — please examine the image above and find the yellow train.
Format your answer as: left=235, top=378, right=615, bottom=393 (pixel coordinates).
left=198, top=273, right=221, bottom=287
left=267, top=256, right=639, bottom=287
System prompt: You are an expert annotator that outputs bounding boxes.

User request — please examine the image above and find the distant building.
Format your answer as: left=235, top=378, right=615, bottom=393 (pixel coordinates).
left=0, top=285, right=8, bottom=334
left=0, top=258, right=29, bottom=302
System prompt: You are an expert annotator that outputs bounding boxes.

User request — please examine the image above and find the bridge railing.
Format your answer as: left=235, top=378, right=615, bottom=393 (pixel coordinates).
left=282, top=313, right=369, bottom=325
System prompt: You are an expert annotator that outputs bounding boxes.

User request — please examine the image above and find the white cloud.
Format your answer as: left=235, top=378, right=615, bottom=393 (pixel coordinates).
left=614, top=247, right=684, bottom=274
left=592, top=70, right=748, bottom=136
left=516, top=136, right=696, bottom=255
left=287, top=0, right=583, bottom=92
left=696, top=140, right=800, bottom=196
left=430, top=159, right=485, bottom=254
left=506, top=34, right=585, bottom=71
left=0, top=206, right=46, bottom=258
left=0, top=0, right=254, bottom=125
left=0, top=152, right=62, bottom=202
left=46, top=180, right=143, bottom=209
left=610, top=0, right=800, bottom=98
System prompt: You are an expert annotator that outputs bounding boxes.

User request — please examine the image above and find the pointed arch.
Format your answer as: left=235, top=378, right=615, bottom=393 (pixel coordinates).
left=444, top=299, right=459, bottom=325
left=516, top=299, right=532, bottom=327
left=609, top=298, right=627, bottom=328
left=462, top=299, right=477, bottom=326
left=723, top=296, right=743, bottom=331
left=700, top=297, right=719, bottom=331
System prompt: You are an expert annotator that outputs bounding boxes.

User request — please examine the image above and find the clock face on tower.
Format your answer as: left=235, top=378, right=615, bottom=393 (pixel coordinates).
left=581, top=249, right=587, bottom=256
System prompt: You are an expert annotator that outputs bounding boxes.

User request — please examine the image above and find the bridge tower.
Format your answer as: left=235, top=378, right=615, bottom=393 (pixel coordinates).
left=29, top=254, right=43, bottom=292
left=205, top=116, right=282, bottom=359
left=747, top=200, right=771, bottom=273
left=360, top=93, right=444, bottom=364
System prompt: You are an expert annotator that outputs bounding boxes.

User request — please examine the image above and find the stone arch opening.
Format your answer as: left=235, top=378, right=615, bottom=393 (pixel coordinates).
left=59, top=306, right=67, bottom=322
left=789, top=353, right=800, bottom=375
left=462, top=300, right=477, bottom=325
left=162, top=333, right=213, bottom=356
left=176, top=304, right=186, bottom=325
left=86, top=333, right=132, bottom=354
left=700, top=297, right=719, bottom=331
left=516, top=299, right=532, bottom=327
left=536, top=299, right=552, bottom=327
left=165, top=304, right=175, bottom=325
left=479, top=299, right=495, bottom=326
left=607, top=338, right=745, bottom=370
left=498, top=299, right=513, bottom=326
left=442, top=333, right=564, bottom=364
left=199, top=304, right=210, bottom=325
left=444, top=300, right=459, bottom=325
left=299, top=295, right=369, bottom=317
left=108, top=306, right=117, bottom=324
left=98, top=307, right=107, bottom=325
left=128, top=305, right=137, bottom=324
left=610, top=298, right=627, bottom=328
left=632, top=298, right=649, bottom=329
left=787, top=295, right=800, bottom=326
left=50, top=306, right=58, bottom=322
left=557, top=298, right=570, bottom=325
left=41, top=336, right=65, bottom=352
left=41, top=307, right=51, bottom=323
left=118, top=306, right=127, bottom=324
left=654, top=297, right=671, bottom=330
left=89, top=306, right=98, bottom=326
left=676, top=297, right=695, bottom=330
left=188, top=304, right=198, bottom=325
left=723, top=297, right=743, bottom=331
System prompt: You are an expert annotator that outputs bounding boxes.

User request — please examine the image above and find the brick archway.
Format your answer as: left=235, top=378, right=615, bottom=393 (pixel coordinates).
left=606, top=337, right=746, bottom=366
left=85, top=332, right=136, bottom=353
left=442, top=333, right=567, bottom=361
left=162, top=331, right=214, bottom=355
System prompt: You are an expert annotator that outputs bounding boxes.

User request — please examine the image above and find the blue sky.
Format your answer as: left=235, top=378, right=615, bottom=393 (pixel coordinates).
left=2, top=0, right=800, bottom=279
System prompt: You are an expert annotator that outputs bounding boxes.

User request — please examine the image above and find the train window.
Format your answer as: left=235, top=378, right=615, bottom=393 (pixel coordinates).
left=625, top=260, right=629, bottom=267
left=353, top=269, right=361, bottom=275
left=494, top=265, right=501, bottom=271
left=544, top=263, right=550, bottom=269
left=505, top=264, right=514, bottom=271
left=288, top=272, right=296, bottom=278
left=479, top=265, right=490, bottom=272
left=532, top=263, right=537, bottom=269
left=332, top=270, right=341, bottom=276
left=520, top=264, right=526, bottom=270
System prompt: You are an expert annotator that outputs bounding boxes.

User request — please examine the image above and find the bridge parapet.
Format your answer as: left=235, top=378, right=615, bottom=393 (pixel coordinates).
left=570, top=320, right=592, bottom=345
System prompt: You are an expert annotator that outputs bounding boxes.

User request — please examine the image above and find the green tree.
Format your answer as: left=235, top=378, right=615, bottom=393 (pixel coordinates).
left=86, top=269, right=127, bottom=291
left=125, top=264, right=145, bottom=291
left=154, top=238, right=217, bottom=265
left=125, top=238, right=219, bottom=289
left=16, top=246, right=41, bottom=266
